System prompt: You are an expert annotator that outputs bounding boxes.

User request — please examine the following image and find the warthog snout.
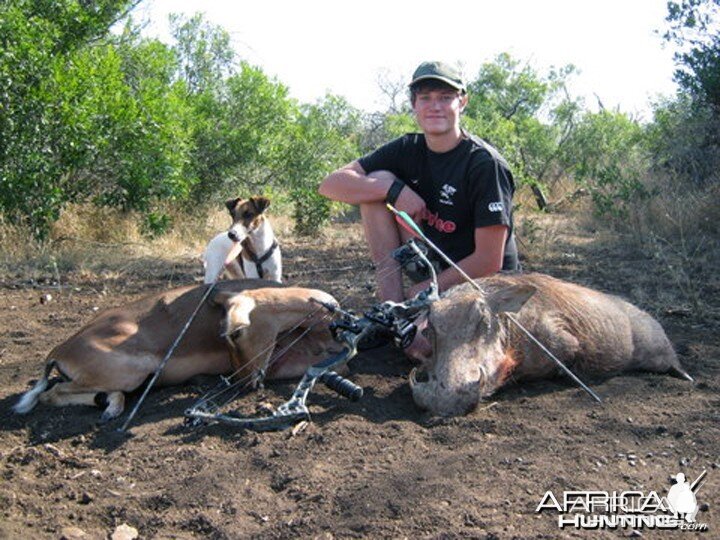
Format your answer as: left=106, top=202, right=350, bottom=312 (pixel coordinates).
left=409, top=365, right=483, bottom=416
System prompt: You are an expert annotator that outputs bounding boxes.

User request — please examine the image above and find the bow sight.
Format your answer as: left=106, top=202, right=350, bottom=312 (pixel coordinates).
left=184, top=239, right=439, bottom=432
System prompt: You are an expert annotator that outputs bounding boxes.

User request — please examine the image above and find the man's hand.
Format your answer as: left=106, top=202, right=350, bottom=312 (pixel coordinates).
left=394, top=184, right=426, bottom=221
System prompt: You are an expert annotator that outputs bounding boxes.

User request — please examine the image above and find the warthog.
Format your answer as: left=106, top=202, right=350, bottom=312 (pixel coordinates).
left=410, top=273, right=693, bottom=416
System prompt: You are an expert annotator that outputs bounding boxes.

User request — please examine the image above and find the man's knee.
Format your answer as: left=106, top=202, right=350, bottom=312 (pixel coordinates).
left=359, top=171, right=401, bottom=224
left=359, top=201, right=400, bottom=261
left=359, top=201, right=398, bottom=239
left=360, top=200, right=392, bottom=219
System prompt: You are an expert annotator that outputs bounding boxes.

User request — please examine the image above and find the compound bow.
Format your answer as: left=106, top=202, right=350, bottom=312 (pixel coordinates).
left=184, top=239, right=439, bottom=432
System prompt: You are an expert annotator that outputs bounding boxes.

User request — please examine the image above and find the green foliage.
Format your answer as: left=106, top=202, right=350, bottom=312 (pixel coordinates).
left=280, top=95, right=362, bottom=235
left=0, top=4, right=367, bottom=238
left=648, top=95, right=720, bottom=187
left=382, top=112, right=419, bottom=139
left=664, top=0, right=720, bottom=109
left=0, top=0, right=142, bottom=238
left=169, top=13, right=235, bottom=95
left=290, top=190, right=332, bottom=236
left=653, top=1, right=719, bottom=192
left=7, top=3, right=714, bottom=240
left=188, top=62, right=293, bottom=202
left=466, top=53, right=553, bottom=121
left=464, top=54, right=581, bottom=207
left=561, top=111, right=649, bottom=216
left=141, top=211, right=173, bottom=238
left=53, top=37, right=194, bottom=211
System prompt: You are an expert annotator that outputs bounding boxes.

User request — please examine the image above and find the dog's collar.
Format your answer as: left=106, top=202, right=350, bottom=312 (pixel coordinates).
left=241, top=239, right=279, bottom=279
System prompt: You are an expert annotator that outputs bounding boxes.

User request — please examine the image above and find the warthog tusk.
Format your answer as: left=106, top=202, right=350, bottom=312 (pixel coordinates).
left=409, top=367, right=418, bottom=388
left=409, top=367, right=430, bottom=388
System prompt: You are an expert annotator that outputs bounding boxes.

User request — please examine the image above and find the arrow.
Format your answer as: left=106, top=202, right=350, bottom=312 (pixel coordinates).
left=385, top=203, right=602, bottom=404
left=387, top=204, right=423, bottom=237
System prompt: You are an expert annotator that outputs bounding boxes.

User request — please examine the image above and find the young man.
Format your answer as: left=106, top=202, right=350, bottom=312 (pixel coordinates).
left=319, top=61, right=519, bottom=358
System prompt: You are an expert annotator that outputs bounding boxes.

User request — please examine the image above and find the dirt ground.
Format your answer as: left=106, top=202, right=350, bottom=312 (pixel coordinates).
left=1, top=217, right=718, bottom=539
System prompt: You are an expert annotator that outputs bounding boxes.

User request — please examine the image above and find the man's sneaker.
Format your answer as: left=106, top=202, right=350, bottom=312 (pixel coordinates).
left=392, top=241, right=442, bottom=283
left=357, top=326, right=392, bottom=351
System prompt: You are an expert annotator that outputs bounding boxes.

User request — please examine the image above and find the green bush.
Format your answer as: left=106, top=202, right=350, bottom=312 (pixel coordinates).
left=561, top=111, right=650, bottom=217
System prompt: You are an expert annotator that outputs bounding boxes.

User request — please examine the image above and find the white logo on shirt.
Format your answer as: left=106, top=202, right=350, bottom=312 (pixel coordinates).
left=439, top=184, right=457, bottom=206
left=488, top=202, right=504, bottom=212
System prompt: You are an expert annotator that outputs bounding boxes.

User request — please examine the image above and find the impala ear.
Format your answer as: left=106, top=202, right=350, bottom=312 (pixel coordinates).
left=211, top=290, right=234, bottom=307
left=213, top=291, right=257, bottom=334
left=487, top=284, right=536, bottom=314
left=212, top=289, right=254, bottom=308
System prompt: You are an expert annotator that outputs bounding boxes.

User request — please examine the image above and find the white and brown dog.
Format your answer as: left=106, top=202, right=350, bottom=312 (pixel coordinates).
left=204, top=196, right=282, bottom=284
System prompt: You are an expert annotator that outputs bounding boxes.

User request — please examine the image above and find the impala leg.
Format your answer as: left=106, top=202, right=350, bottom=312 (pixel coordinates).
left=39, top=382, right=127, bottom=420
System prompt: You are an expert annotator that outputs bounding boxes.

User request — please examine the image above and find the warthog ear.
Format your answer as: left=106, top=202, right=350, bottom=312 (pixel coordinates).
left=488, top=284, right=536, bottom=314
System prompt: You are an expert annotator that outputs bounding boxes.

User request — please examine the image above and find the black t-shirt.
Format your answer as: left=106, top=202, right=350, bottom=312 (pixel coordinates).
left=358, top=132, right=520, bottom=271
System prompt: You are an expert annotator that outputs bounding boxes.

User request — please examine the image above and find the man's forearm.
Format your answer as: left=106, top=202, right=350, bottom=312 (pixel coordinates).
left=319, top=164, right=392, bottom=205
left=406, top=227, right=507, bottom=298
left=438, top=254, right=502, bottom=290
left=411, top=255, right=500, bottom=296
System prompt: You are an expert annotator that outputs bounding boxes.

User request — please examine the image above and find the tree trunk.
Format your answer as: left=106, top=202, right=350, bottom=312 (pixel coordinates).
left=531, top=184, right=548, bottom=210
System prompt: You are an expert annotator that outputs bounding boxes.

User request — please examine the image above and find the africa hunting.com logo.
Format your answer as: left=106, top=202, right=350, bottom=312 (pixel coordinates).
left=536, top=470, right=709, bottom=531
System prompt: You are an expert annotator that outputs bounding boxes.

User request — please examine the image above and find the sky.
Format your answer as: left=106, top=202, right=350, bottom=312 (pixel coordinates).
left=132, top=0, right=680, bottom=120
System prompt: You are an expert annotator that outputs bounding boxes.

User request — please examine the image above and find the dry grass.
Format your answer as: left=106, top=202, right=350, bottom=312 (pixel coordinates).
left=613, top=177, right=719, bottom=313
left=1, top=180, right=718, bottom=320
left=0, top=202, right=364, bottom=287
left=634, top=182, right=720, bottom=315
left=0, top=204, right=219, bottom=285
left=511, top=172, right=720, bottom=320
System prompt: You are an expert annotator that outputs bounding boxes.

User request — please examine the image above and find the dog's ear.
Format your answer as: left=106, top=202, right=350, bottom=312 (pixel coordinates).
left=250, top=196, right=271, bottom=214
left=225, top=198, right=241, bottom=213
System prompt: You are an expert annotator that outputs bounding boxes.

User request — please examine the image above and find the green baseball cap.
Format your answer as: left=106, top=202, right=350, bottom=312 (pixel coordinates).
left=410, top=61, right=466, bottom=92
